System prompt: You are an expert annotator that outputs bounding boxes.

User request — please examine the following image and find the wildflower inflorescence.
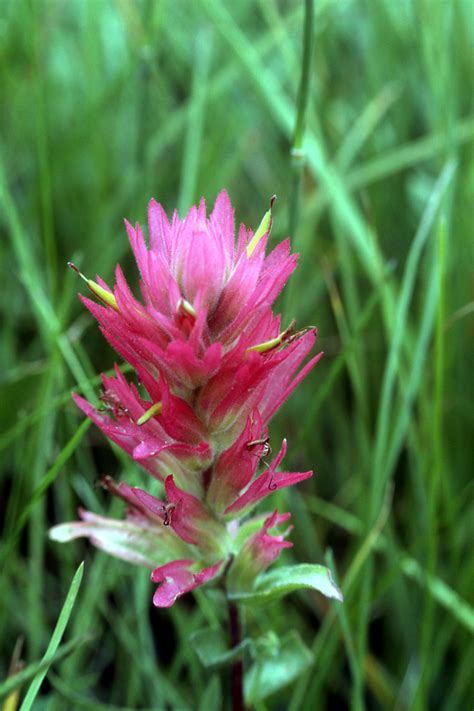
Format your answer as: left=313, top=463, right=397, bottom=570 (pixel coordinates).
left=50, top=191, right=322, bottom=607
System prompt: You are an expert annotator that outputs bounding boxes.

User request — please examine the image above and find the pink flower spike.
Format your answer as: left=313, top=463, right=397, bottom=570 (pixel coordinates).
left=151, top=559, right=224, bottom=607
left=54, top=192, right=326, bottom=609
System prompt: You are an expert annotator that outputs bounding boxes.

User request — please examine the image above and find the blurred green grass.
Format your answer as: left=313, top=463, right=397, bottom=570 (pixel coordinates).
left=0, top=0, right=473, bottom=709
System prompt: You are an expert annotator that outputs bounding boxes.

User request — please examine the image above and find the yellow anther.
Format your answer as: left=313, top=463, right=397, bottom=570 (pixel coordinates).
left=137, top=401, right=163, bottom=426
left=88, top=281, right=119, bottom=311
left=246, top=195, right=276, bottom=258
left=246, top=320, right=296, bottom=354
left=68, top=262, right=119, bottom=312
left=177, top=297, right=197, bottom=318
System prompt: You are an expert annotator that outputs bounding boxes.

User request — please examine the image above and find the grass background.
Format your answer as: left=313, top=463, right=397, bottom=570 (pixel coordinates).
left=1, top=0, right=473, bottom=708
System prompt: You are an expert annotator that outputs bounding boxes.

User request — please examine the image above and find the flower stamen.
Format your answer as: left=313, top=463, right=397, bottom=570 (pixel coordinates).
left=246, top=195, right=276, bottom=257
left=68, top=262, right=119, bottom=312
left=137, top=401, right=163, bottom=426
left=246, top=320, right=296, bottom=354
left=177, top=297, right=197, bottom=318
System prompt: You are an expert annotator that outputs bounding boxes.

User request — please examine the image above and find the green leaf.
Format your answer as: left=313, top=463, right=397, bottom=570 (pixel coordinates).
left=198, top=676, right=222, bottom=711
left=190, top=627, right=253, bottom=668
left=229, top=564, right=343, bottom=605
left=19, top=562, right=84, bottom=711
left=245, top=631, right=313, bottom=704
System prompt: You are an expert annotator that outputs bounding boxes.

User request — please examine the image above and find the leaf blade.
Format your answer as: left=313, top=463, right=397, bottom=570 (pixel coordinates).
left=229, top=563, right=343, bottom=605
left=19, top=562, right=85, bottom=711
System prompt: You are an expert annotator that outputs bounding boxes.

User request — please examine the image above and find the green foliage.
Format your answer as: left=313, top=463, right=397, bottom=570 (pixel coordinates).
left=0, top=0, right=473, bottom=709
left=190, top=628, right=253, bottom=669
left=229, top=563, right=343, bottom=605
left=245, top=631, right=313, bottom=705
left=190, top=621, right=315, bottom=703
left=198, top=676, right=222, bottom=711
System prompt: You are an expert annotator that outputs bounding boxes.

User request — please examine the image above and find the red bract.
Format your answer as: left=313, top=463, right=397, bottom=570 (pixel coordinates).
left=50, top=191, right=321, bottom=606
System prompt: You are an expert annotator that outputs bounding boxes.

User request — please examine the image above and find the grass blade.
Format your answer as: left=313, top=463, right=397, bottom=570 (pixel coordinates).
left=19, top=562, right=85, bottom=711
left=0, top=634, right=90, bottom=700
left=0, top=420, right=91, bottom=568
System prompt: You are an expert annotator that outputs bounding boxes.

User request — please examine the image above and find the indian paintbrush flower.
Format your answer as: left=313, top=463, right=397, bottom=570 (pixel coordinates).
left=50, top=191, right=328, bottom=607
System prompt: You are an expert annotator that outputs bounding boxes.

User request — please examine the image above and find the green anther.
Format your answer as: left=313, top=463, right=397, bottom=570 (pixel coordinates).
left=87, top=280, right=119, bottom=311
left=246, top=320, right=295, bottom=354
left=137, top=402, right=163, bottom=426
left=246, top=195, right=276, bottom=257
left=67, top=262, right=119, bottom=312
left=178, top=298, right=197, bottom=318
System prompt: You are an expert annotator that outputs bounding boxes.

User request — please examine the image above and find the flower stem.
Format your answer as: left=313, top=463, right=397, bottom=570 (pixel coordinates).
left=228, top=600, right=244, bottom=711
